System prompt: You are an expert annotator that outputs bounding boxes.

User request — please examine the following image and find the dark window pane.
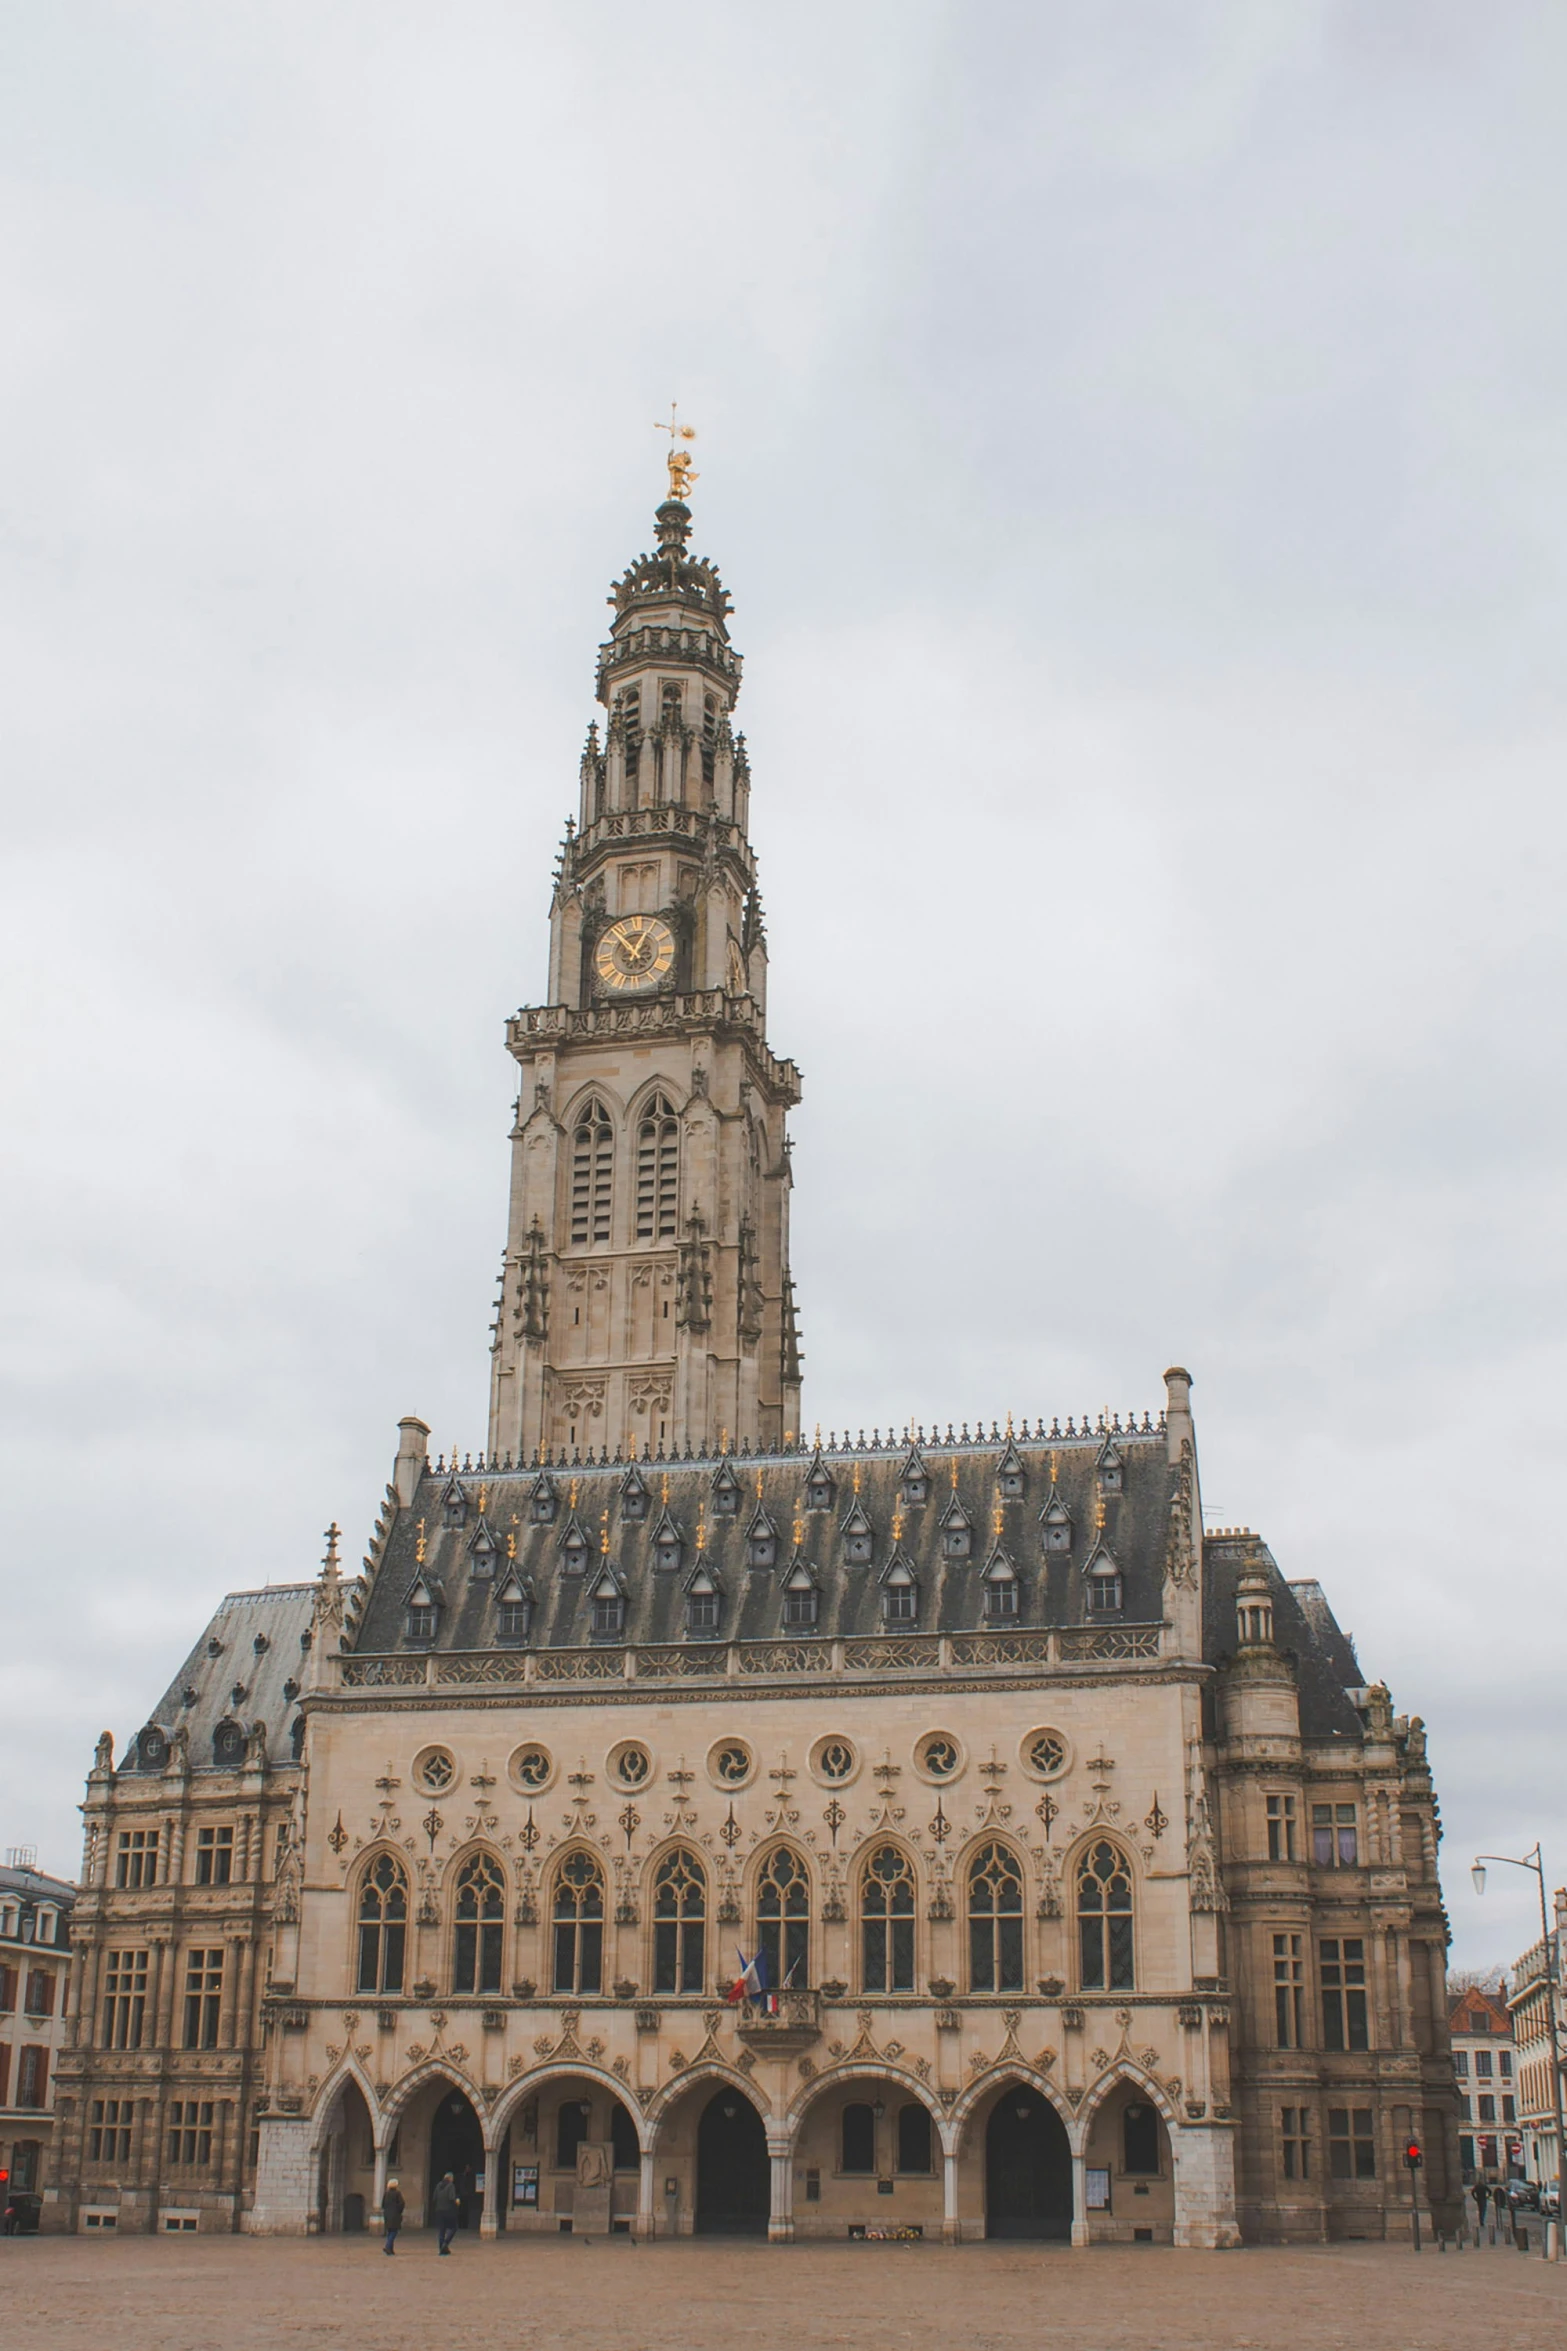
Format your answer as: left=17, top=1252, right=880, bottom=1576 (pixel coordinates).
left=841, top=2104, right=875, bottom=2173
left=896, top=2103, right=932, bottom=2173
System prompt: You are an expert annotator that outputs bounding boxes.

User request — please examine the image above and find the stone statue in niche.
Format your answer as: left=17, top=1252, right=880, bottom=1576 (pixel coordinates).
left=576, top=2141, right=612, bottom=2189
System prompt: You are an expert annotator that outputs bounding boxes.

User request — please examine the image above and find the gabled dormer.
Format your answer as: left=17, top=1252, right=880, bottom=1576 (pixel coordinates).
left=780, top=1553, right=821, bottom=1628
left=684, top=1558, right=725, bottom=1638
left=878, top=1548, right=919, bottom=1625
left=899, top=1446, right=930, bottom=1507
left=404, top=1572, right=443, bottom=1644
left=995, top=1439, right=1026, bottom=1500
left=1083, top=1542, right=1123, bottom=1615
left=1040, top=1491, right=1074, bottom=1554
left=559, top=1515, right=592, bottom=1574
left=745, top=1503, right=778, bottom=1570
left=712, top=1460, right=743, bottom=1517
left=585, top=1557, right=627, bottom=1639
left=494, top=1571, right=536, bottom=1643
left=440, top=1476, right=469, bottom=1529
left=804, top=1451, right=835, bottom=1512
left=529, top=1470, right=560, bottom=1527
left=840, top=1498, right=875, bottom=1566
left=940, top=1491, right=974, bottom=1560
left=1096, top=1437, right=1125, bottom=1495
left=650, top=1507, right=685, bottom=1573
left=981, top=1546, right=1020, bottom=1620
left=620, top=1464, right=651, bottom=1523
left=467, top=1518, right=500, bottom=1578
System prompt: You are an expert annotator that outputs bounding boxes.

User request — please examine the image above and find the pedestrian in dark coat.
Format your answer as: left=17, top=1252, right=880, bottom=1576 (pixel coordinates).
left=381, top=2178, right=405, bottom=2255
left=1473, top=2179, right=1489, bottom=2233
left=433, top=2171, right=460, bottom=2255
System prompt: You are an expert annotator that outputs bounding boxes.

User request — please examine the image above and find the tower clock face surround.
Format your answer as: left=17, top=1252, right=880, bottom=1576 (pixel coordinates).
left=594, top=914, right=676, bottom=994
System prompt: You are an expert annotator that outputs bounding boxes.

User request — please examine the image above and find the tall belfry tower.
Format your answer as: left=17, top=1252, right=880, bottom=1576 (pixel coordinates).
left=487, top=446, right=803, bottom=1463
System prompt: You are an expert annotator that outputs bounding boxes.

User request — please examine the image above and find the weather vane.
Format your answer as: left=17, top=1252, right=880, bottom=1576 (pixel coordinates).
left=654, top=401, right=698, bottom=501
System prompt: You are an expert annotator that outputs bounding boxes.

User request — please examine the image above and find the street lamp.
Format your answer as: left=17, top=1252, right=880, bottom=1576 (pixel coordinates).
left=1472, top=1842, right=1566, bottom=2258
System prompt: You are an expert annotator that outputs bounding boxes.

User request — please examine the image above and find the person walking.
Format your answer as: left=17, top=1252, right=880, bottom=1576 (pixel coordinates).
left=381, top=2177, right=405, bottom=2255
left=1473, top=2178, right=1489, bottom=2237
left=433, top=2171, right=460, bottom=2255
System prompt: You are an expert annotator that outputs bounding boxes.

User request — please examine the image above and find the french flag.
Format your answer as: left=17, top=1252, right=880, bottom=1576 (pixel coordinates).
left=727, top=1948, right=766, bottom=2005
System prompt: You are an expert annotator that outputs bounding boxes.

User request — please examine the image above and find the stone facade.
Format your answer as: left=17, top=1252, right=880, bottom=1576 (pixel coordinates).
left=1, top=1857, right=75, bottom=2218
left=48, top=477, right=1459, bottom=2246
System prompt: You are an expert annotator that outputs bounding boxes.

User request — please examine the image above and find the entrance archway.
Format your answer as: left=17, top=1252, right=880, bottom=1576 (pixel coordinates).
left=985, top=2083, right=1072, bottom=2240
left=695, top=2089, right=769, bottom=2235
left=429, top=2085, right=486, bottom=2229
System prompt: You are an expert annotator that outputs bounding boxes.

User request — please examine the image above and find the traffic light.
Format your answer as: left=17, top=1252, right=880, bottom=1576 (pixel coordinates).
left=1404, top=2141, right=1423, bottom=2170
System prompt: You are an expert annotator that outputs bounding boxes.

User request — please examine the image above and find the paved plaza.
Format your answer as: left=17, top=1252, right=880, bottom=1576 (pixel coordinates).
left=2, top=2234, right=1564, bottom=2351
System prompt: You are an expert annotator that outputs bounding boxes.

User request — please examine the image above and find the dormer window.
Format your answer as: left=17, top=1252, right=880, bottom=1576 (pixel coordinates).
left=841, top=1500, right=874, bottom=1566
left=712, top=1462, right=741, bottom=1518
left=1096, top=1440, right=1125, bottom=1495
left=530, top=1476, right=559, bottom=1527
left=621, top=1469, right=650, bottom=1524
left=805, top=1459, right=835, bottom=1512
left=495, top=1577, right=535, bottom=1643
left=747, top=1509, right=777, bottom=1569
left=441, top=1479, right=469, bottom=1530
left=651, top=1509, right=684, bottom=1573
left=212, top=1718, right=245, bottom=1766
left=982, top=1556, right=1019, bottom=1621
left=468, top=1522, right=499, bottom=1579
left=781, top=1561, right=819, bottom=1628
left=561, top=1521, right=590, bottom=1575
left=587, top=1565, right=625, bottom=1640
left=1040, top=1494, right=1073, bottom=1554
left=880, top=1559, right=918, bottom=1625
left=900, top=1448, right=929, bottom=1507
left=1086, top=1560, right=1123, bottom=1615
left=136, top=1726, right=168, bottom=1773
left=685, top=1566, right=723, bottom=1638
left=996, top=1441, right=1026, bottom=1500
left=406, top=1605, right=436, bottom=1643
left=940, top=1496, right=973, bottom=1560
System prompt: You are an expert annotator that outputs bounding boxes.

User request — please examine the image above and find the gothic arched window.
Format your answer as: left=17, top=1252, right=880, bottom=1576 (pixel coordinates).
left=452, top=1852, right=505, bottom=1995
left=1077, top=1839, right=1134, bottom=1992
left=652, top=1848, right=706, bottom=1994
left=967, top=1841, right=1024, bottom=1992
left=756, top=1846, right=810, bottom=1988
left=860, top=1845, right=916, bottom=1994
left=552, top=1852, right=605, bottom=1995
left=570, top=1100, right=614, bottom=1248
left=356, top=1854, right=407, bottom=1995
left=635, top=1095, right=679, bottom=1241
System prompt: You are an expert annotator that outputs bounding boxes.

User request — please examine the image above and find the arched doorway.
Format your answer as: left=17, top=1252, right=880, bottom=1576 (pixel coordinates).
left=315, top=2076, right=375, bottom=2234
left=429, top=2085, right=486, bottom=2229
left=695, top=2089, right=769, bottom=2235
left=985, top=2083, right=1072, bottom=2240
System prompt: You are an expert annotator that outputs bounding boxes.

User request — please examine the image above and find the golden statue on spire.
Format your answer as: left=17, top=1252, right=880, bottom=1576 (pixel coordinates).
left=655, top=401, right=698, bottom=501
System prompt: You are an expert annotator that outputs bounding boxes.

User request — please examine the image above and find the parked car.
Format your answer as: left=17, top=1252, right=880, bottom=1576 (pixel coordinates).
left=2, top=2191, right=42, bottom=2235
left=1537, top=2181, right=1561, bottom=2219
left=1505, top=2179, right=1539, bottom=2212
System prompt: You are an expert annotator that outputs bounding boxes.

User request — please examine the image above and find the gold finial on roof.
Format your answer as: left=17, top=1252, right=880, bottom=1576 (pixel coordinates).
left=570, top=1478, right=579, bottom=1509
left=892, top=1503, right=903, bottom=1544
left=415, top=1518, right=426, bottom=1565
left=600, top=1509, right=610, bottom=1553
left=853, top=1462, right=861, bottom=1495
left=950, top=1458, right=959, bottom=1488
left=661, top=1473, right=670, bottom=1506
left=756, top=1469, right=764, bottom=1499
left=697, top=1506, right=707, bottom=1553
left=506, top=1531, right=517, bottom=1562
left=1050, top=1453, right=1059, bottom=1484
left=654, top=402, right=698, bottom=500
left=793, top=1504, right=804, bottom=1549
left=478, top=1483, right=489, bottom=1511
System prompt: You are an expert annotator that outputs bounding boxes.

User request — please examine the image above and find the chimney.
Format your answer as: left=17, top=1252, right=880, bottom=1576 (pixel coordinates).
left=1164, top=1365, right=1193, bottom=1464
left=394, top=1416, right=430, bottom=1509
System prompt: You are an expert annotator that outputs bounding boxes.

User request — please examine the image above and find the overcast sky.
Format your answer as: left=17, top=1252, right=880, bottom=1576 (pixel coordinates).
left=3, top=4, right=1564, bottom=1972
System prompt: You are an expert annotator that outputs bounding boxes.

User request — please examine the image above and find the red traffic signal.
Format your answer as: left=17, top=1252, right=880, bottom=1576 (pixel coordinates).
left=1404, top=2141, right=1423, bottom=2168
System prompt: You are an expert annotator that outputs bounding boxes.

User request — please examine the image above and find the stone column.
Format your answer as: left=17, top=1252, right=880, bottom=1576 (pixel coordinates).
left=1070, top=2150, right=1089, bottom=2248
left=371, top=2140, right=389, bottom=2229
left=767, top=2132, right=793, bottom=2242
left=481, top=2147, right=503, bottom=2238
left=637, top=2147, right=657, bottom=2238
left=942, top=2143, right=960, bottom=2243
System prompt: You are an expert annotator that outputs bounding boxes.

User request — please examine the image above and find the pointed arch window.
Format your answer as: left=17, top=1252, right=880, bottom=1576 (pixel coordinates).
left=356, top=1854, right=407, bottom=1995
left=553, top=1852, right=604, bottom=1994
left=861, top=1845, right=916, bottom=1994
left=757, top=1846, right=810, bottom=1988
left=452, top=1852, right=505, bottom=1995
left=570, top=1100, right=614, bottom=1248
left=635, top=1095, right=680, bottom=1241
left=1077, top=1840, right=1134, bottom=1992
left=652, top=1848, right=706, bottom=1994
left=967, top=1841, right=1024, bottom=1992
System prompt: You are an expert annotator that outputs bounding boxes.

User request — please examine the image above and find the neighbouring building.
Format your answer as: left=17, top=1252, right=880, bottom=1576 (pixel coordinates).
left=1509, top=1893, right=1567, bottom=2198
left=48, top=463, right=1460, bottom=2246
left=1447, top=1984, right=1518, bottom=2185
left=2, top=1851, right=76, bottom=2218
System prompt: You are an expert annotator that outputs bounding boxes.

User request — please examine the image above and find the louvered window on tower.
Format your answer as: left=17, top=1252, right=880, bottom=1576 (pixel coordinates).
left=701, top=693, right=718, bottom=786
left=636, top=1095, right=680, bottom=1239
left=570, top=1101, right=614, bottom=1247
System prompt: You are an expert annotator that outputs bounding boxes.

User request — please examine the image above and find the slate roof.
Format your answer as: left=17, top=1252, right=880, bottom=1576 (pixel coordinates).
left=1202, top=1540, right=1366, bottom=1740
left=130, top=1583, right=317, bottom=1773
left=351, top=1429, right=1176, bottom=1654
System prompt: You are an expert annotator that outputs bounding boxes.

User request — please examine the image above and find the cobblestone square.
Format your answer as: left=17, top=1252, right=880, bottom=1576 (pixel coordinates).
left=3, top=2233, right=1564, bottom=2351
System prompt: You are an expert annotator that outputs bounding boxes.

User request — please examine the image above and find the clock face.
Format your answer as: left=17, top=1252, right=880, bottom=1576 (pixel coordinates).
left=595, top=915, right=675, bottom=994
